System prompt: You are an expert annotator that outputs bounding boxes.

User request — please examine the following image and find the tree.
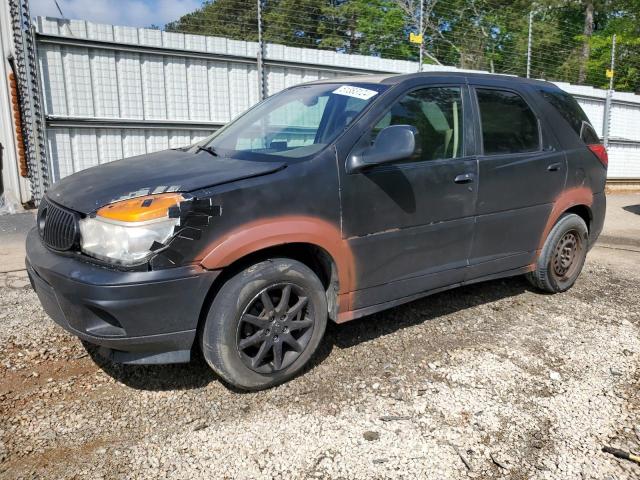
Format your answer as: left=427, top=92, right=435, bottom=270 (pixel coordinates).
left=578, top=0, right=595, bottom=83
left=586, top=13, right=640, bottom=92
left=263, top=0, right=326, bottom=48
left=164, top=0, right=640, bottom=92
left=166, top=0, right=260, bottom=41
left=321, top=0, right=415, bottom=58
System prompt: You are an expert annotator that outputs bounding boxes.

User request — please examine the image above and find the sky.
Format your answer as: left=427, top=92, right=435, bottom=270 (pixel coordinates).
left=30, top=0, right=203, bottom=28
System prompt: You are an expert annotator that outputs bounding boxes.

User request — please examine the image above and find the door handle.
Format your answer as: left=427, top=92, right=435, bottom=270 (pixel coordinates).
left=547, top=162, right=561, bottom=172
left=454, top=173, right=475, bottom=184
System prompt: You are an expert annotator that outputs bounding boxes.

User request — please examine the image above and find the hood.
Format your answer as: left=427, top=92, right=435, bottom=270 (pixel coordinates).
left=46, top=149, right=286, bottom=213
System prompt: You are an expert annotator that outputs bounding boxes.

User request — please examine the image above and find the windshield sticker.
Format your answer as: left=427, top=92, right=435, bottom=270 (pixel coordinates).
left=332, top=85, right=379, bottom=100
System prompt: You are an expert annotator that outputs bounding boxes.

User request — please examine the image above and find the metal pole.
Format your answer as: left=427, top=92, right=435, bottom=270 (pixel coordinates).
left=609, top=33, right=616, bottom=90
left=603, top=34, right=616, bottom=147
left=418, top=0, right=424, bottom=72
left=256, top=0, right=266, bottom=100
left=526, top=10, right=533, bottom=78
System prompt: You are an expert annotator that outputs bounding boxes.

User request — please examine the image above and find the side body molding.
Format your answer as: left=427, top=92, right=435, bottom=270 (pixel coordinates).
left=199, top=216, right=356, bottom=309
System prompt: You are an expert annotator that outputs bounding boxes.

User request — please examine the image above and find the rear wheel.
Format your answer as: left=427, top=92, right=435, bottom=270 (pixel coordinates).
left=201, top=258, right=327, bottom=390
left=527, top=213, right=588, bottom=293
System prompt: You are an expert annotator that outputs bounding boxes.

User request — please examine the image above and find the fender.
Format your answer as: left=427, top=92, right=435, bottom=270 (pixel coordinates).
left=537, top=186, right=593, bottom=252
left=199, top=215, right=356, bottom=312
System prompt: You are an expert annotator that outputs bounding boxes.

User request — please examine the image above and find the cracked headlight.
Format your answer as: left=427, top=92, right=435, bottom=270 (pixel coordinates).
left=79, top=193, right=184, bottom=265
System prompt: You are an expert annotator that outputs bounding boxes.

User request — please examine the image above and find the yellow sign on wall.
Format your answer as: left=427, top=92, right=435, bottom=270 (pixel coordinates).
left=409, top=32, right=423, bottom=44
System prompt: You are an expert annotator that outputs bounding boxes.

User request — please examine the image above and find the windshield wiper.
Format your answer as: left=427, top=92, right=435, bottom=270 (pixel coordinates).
left=196, top=145, right=218, bottom=157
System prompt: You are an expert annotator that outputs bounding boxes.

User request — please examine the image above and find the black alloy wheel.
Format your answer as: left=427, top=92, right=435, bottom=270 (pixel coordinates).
left=237, top=283, right=314, bottom=373
left=200, top=258, right=327, bottom=390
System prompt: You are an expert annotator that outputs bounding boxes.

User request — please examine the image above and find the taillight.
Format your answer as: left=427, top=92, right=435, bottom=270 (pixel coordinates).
left=588, top=144, right=608, bottom=168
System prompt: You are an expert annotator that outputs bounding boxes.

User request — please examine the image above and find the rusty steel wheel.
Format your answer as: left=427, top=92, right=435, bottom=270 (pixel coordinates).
left=550, top=230, right=583, bottom=283
left=527, top=213, right=589, bottom=293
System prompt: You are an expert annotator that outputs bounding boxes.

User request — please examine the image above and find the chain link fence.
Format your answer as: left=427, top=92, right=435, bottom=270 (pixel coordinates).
left=164, top=1, right=638, bottom=93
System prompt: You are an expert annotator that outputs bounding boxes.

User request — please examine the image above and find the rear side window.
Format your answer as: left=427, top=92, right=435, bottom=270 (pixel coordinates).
left=580, top=123, right=600, bottom=144
left=540, top=89, right=599, bottom=143
left=476, top=88, right=540, bottom=155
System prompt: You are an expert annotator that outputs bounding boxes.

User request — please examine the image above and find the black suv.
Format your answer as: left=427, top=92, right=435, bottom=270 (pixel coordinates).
left=27, top=72, right=607, bottom=390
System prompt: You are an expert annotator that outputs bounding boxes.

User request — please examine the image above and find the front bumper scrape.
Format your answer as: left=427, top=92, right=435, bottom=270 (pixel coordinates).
left=25, top=228, right=220, bottom=364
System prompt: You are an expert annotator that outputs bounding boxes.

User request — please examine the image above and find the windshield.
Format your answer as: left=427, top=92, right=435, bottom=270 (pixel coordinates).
left=190, top=83, right=388, bottom=161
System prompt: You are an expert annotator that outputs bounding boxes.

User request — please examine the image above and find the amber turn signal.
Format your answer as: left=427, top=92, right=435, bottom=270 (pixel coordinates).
left=97, top=193, right=184, bottom=222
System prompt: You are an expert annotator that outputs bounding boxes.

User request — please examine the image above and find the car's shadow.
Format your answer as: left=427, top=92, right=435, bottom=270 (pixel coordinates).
left=623, top=204, right=640, bottom=215
left=85, top=343, right=217, bottom=392
left=88, top=276, right=532, bottom=392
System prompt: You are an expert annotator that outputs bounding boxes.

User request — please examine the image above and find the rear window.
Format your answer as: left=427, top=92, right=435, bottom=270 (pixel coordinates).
left=476, top=88, right=540, bottom=155
left=540, top=89, right=600, bottom=143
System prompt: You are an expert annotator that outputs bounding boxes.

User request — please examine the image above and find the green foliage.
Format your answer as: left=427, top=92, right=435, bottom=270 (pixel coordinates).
left=586, top=15, right=640, bottom=91
left=263, top=0, right=325, bottom=48
left=166, top=0, right=640, bottom=92
left=165, top=0, right=260, bottom=41
left=321, top=0, right=415, bottom=58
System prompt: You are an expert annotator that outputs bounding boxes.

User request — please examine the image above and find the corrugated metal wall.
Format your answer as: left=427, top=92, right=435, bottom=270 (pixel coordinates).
left=553, top=82, right=640, bottom=179
left=35, top=16, right=640, bottom=181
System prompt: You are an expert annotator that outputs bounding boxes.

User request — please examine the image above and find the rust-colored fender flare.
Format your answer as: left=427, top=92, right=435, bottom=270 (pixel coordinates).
left=536, top=186, right=593, bottom=254
left=199, top=216, right=356, bottom=312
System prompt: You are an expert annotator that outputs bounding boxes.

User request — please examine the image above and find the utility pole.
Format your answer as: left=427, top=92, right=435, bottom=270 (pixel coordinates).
left=603, top=34, right=616, bottom=147
left=609, top=33, right=616, bottom=90
left=418, top=0, right=424, bottom=72
left=256, top=0, right=266, bottom=100
left=526, top=10, right=533, bottom=78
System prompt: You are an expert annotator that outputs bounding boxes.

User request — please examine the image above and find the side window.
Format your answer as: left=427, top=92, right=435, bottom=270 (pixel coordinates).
left=371, top=86, right=464, bottom=161
left=476, top=89, right=540, bottom=155
left=580, top=122, right=600, bottom=144
left=540, top=89, right=599, bottom=143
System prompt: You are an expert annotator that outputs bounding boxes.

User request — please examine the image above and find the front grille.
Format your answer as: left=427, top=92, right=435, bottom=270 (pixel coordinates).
left=37, top=197, right=79, bottom=251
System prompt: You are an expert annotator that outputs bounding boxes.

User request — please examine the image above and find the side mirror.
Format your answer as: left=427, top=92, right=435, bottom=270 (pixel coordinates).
left=347, top=124, right=419, bottom=173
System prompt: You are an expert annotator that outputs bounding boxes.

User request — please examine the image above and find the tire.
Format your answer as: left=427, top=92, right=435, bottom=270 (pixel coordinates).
left=527, top=213, right=589, bottom=293
left=201, top=258, right=327, bottom=391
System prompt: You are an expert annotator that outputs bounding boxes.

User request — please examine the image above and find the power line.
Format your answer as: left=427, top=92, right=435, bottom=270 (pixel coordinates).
left=54, top=0, right=633, bottom=90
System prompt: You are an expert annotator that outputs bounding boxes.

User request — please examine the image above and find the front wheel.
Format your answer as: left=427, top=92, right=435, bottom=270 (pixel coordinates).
left=527, top=213, right=589, bottom=293
left=201, top=258, right=327, bottom=391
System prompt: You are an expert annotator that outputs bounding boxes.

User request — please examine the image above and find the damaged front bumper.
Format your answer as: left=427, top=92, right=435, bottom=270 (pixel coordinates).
left=25, top=228, right=219, bottom=365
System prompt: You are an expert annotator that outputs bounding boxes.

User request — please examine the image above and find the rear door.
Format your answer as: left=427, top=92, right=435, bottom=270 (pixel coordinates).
left=467, top=82, right=567, bottom=279
left=337, top=82, right=478, bottom=310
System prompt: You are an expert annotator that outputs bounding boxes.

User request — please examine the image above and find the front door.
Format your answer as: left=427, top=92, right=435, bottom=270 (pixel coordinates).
left=338, top=84, right=478, bottom=310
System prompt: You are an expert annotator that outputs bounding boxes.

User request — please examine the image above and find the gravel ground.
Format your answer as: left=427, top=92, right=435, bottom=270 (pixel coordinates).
left=1, top=245, right=639, bottom=479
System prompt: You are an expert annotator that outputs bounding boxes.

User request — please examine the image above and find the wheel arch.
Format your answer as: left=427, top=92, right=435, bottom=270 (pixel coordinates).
left=538, top=187, right=594, bottom=250
left=195, top=242, right=341, bottom=340
left=564, top=204, right=592, bottom=232
left=195, top=216, right=356, bottom=334
left=198, top=216, right=355, bottom=293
